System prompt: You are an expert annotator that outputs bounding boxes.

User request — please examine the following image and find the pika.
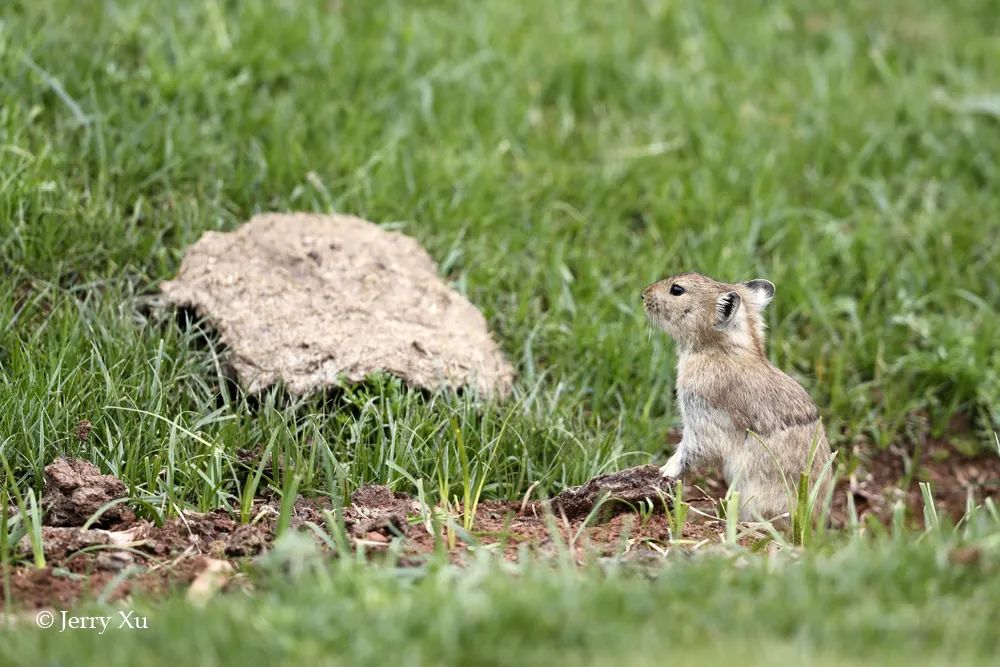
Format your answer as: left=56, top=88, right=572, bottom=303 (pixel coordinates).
left=641, top=272, right=832, bottom=523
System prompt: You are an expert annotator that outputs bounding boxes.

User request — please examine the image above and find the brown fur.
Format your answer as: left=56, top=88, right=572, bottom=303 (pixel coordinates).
left=642, top=272, right=832, bottom=524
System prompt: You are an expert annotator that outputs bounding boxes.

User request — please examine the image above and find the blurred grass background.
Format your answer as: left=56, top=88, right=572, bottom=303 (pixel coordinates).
left=3, top=1, right=1000, bottom=665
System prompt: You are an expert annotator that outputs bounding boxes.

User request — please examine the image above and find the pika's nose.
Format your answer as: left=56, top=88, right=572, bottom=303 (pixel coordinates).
left=641, top=286, right=651, bottom=301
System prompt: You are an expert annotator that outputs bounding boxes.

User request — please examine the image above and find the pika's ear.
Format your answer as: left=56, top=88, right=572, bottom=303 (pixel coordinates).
left=715, top=291, right=741, bottom=329
left=743, top=279, right=775, bottom=310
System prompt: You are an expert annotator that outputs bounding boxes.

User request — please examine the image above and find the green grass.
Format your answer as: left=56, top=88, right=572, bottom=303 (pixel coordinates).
left=2, top=0, right=1000, bottom=663
left=5, top=509, right=1000, bottom=667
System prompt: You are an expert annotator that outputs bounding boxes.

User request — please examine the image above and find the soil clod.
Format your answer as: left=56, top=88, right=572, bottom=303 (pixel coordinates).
left=42, top=457, right=130, bottom=528
left=550, top=465, right=674, bottom=520
left=348, top=485, right=415, bottom=538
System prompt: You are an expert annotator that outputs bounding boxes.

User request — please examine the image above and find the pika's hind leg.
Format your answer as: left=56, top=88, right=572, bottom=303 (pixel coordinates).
left=736, top=480, right=793, bottom=525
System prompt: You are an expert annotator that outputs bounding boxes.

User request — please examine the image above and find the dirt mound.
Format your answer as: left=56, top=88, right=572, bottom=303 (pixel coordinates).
left=161, top=213, right=514, bottom=398
left=350, top=485, right=415, bottom=514
left=348, top=485, right=417, bottom=539
left=43, top=458, right=131, bottom=527
left=551, top=465, right=673, bottom=519
left=142, top=511, right=274, bottom=559
left=18, top=527, right=112, bottom=560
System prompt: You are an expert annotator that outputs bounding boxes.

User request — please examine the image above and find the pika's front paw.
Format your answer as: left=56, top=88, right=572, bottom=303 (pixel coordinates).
left=660, top=455, right=683, bottom=479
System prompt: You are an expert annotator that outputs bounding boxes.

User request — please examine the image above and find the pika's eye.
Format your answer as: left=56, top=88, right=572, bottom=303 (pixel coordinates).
left=669, top=284, right=685, bottom=296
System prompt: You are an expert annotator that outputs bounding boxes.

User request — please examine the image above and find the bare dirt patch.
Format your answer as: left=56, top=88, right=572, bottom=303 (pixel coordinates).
left=161, top=213, right=514, bottom=398
left=836, top=439, right=1000, bottom=525
left=5, top=557, right=225, bottom=612
left=6, top=433, right=997, bottom=610
left=2, top=461, right=722, bottom=610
